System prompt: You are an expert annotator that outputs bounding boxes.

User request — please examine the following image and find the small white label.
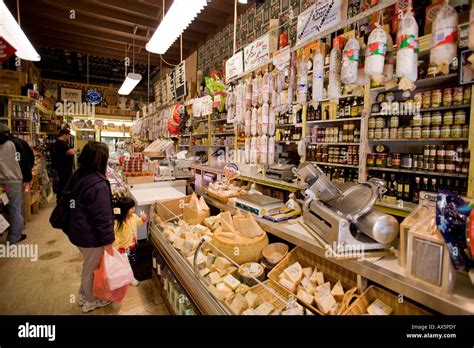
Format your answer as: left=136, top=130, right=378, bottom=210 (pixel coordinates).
left=397, top=199, right=404, bottom=208
left=152, top=257, right=157, bottom=269
left=157, top=264, right=162, bottom=276
left=1, top=193, right=9, bottom=206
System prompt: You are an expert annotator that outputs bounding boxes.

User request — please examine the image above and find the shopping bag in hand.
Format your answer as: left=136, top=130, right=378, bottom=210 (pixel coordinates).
left=103, top=247, right=135, bottom=290
left=93, top=252, right=128, bottom=302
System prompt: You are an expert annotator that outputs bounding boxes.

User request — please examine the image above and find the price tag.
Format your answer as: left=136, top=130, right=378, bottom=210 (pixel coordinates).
left=1, top=193, right=9, bottom=206
left=397, top=199, right=404, bottom=208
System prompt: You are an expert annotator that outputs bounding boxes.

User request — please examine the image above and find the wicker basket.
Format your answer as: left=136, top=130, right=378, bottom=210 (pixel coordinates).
left=268, top=247, right=359, bottom=315
left=211, top=231, right=269, bottom=265
left=225, top=279, right=296, bottom=315
left=344, top=285, right=432, bottom=315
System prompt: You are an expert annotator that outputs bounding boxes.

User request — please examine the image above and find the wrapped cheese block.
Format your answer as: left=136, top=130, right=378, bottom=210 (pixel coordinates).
left=262, top=102, right=269, bottom=135
left=430, top=3, right=458, bottom=74
left=252, top=77, right=259, bottom=107
left=184, top=193, right=210, bottom=225
left=268, top=108, right=276, bottom=136
left=245, top=109, right=251, bottom=137
left=259, top=135, right=268, bottom=165
left=356, top=43, right=370, bottom=86
left=365, top=27, right=387, bottom=78
left=383, top=33, right=394, bottom=82
left=297, top=58, right=309, bottom=105
left=251, top=107, right=258, bottom=136
left=250, top=136, right=258, bottom=165
left=341, top=37, right=360, bottom=85
left=396, top=10, right=418, bottom=89
left=268, top=136, right=275, bottom=166
left=312, top=49, right=325, bottom=102
left=328, top=47, right=342, bottom=100
left=244, top=138, right=250, bottom=163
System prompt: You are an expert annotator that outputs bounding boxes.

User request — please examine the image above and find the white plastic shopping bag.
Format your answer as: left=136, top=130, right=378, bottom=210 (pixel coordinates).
left=103, top=247, right=135, bottom=291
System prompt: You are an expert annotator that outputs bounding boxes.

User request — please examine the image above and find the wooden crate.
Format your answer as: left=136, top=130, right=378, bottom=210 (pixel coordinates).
left=344, top=285, right=431, bottom=315
left=268, top=247, right=359, bottom=315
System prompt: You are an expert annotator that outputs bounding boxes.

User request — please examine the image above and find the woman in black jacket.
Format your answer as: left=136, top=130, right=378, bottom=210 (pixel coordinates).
left=65, top=141, right=115, bottom=313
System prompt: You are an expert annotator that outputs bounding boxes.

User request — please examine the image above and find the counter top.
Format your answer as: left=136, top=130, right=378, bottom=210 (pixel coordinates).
left=201, top=194, right=474, bottom=315
left=128, top=182, right=186, bottom=205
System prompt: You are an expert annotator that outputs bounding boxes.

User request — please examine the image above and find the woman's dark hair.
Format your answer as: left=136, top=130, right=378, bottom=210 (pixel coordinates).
left=78, top=141, right=109, bottom=175
left=113, top=196, right=135, bottom=230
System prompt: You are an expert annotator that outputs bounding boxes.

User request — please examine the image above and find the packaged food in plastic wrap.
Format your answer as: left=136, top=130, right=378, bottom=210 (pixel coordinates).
left=245, top=109, right=251, bottom=137
left=268, top=136, right=275, bottom=166
left=297, top=58, right=309, bottom=104
left=357, top=43, right=370, bottom=86
left=312, top=49, right=325, bottom=102
left=268, top=108, right=276, bottom=136
left=257, top=106, right=263, bottom=136
left=251, top=107, right=258, bottom=136
left=245, top=81, right=252, bottom=109
left=250, top=136, right=258, bottom=164
left=436, top=189, right=473, bottom=272
left=252, top=77, right=259, bottom=107
left=263, top=72, right=270, bottom=103
left=328, top=47, right=342, bottom=100
left=341, top=38, right=360, bottom=85
left=396, top=10, right=419, bottom=89
left=262, top=102, right=269, bottom=135
left=430, top=3, right=458, bottom=74
left=259, top=135, right=268, bottom=165
left=365, top=27, right=387, bottom=78
left=244, top=138, right=250, bottom=163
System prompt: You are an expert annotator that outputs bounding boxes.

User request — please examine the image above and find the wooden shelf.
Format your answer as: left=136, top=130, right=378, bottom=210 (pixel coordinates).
left=370, top=74, right=458, bottom=93
left=370, top=104, right=470, bottom=116
left=307, top=161, right=359, bottom=169
left=320, top=94, right=357, bottom=102
left=276, top=123, right=303, bottom=128
left=367, top=167, right=468, bottom=178
left=212, top=132, right=234, bottom=136
left=369, top=138, right=469, bottom=142
left=307, top=142, right=359, bottom=146
left=210, top=118, right=228, bottom=123
left=179, top=134, right=191, bottom=137
left=192, top=133, right=208, bottom=137
left=307, top=117, right=361, bottom=124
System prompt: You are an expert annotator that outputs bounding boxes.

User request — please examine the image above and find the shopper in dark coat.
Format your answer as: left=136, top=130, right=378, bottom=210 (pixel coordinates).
left=63, top=141, right=115, bottom=313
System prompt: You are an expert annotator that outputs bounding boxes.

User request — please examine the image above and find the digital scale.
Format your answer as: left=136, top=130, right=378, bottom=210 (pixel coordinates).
left=235, top=194, right=285, bottom=217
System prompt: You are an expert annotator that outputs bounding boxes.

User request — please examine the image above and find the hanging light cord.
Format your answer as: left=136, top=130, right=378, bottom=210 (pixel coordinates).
left=16, top=0, right=20, bottom=24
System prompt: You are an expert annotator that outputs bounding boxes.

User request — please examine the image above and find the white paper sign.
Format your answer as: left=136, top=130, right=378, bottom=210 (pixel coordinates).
left=244, top=33, right=270, bottom=73
left=0, top=215, right=9, bottom=234
left=192, top=96, right=213, bottom=117
left=296, top=0, right=342, bottom=45
left=0, top=193, right=8, bottom=206
left=273, top=46, right=291, bottom=71
left=226, top=51, right=244, bottom=81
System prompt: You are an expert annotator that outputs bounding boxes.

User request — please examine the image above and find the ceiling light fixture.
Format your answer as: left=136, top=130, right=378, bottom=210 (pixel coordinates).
left=119, top=27, right=142, bottom=95
left=146, top=0, right=207, bottom=55
left=0, top=0, right=40, bottom=61
left=238, top=0, right=248, bottom=3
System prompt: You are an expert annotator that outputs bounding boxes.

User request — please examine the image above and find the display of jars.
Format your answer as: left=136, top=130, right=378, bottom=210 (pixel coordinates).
left=453, top=87, right=464, bottom=105
left=431, top=112, right=442, bottom=126
left=390, top=127, right=398, bottom=139
left=431, top=126, right=441, bottom=138
left=442, top=88, right=453, bottom=107
left=454, top=110, right=466, bottom=125
left=412, top=126, right=422, bottom=139
left=404, top=127, right=413, bottom=139
left=422, top=91, right=432, bottom=109
left=431, top=89, right=442, bottom=108
left=440, top=125, right=451, bottom=138
left=390, top=116, right=399, bottom=128
left=443, top=111, right=454, bottom=125
left=451, top=124, right=462, bottom=138
left=376, top=154, right=387, bottom=167
left=422, top=113, right=431, bottom=126
left=375, top=117, right=385, bottom=128
left=392, top=153, right=401, bottom=168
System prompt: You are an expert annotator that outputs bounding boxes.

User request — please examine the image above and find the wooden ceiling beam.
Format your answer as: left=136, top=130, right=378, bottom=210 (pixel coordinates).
left=95, top=0, right=161, bottom=19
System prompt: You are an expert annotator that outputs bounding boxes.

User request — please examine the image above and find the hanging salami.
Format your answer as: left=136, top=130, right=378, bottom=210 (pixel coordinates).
left=364, top=27, right=387, bottom=78
left=430, top=3, right=458, bottom=74
left=341, top=38, right=360, bottom=85
left=328, top=47, right=342, bottom=100
left=312, top=49, right=325, bottom=102
left=396, top=10, right=418, bottom=90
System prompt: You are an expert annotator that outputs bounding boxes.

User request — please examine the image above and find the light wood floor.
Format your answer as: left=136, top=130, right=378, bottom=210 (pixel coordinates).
left=0, top=202, right=169, bottom=315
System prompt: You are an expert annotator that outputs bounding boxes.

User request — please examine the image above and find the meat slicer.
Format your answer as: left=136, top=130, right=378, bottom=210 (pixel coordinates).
left=295, top=164, right=399, bottom=254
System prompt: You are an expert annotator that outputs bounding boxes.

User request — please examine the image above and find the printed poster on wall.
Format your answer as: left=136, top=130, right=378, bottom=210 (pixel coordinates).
left=244, top=32, right=270, bottom=73
left=225, top=51, right=244, bottom=81
left=192, top=95, right=213, bottom=117
left=296, top=0, right=342, bottom=46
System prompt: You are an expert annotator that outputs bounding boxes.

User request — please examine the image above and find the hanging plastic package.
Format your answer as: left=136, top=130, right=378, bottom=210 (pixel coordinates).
left=258, top=74, right=264, bottom=105
left=288, top=54, right=296, bottom=105
left=226, top=89, right=235, bottom=123
left=250, top=136, right=258, bottom=165
left=245, top=80, right=252, bottom=109
left=262, top=102, right=269, bottom=135
left=268, top=108, right=276, bottom=136
left=257, top=106, right=263, bottom=136
left=430, top=2, right=458, bottom=75
left=356, top=43, right=370, bottom=86
left=328, top=47, right=342, bottom=100
left=245, top=109, right=251, bottom=137
left=268, top=136, right=275, bottom=166
left=252, top=77, right=259, bottom=107
left=341, top=38, right=360, bottom=85
left=251, top=107, right=258, bottom=136
left=297, top=58, right=308, bottom=105
left=263, top=72, right=270, bottom=103
left=396, top=10, right=419, bottom=90
left=436, top=189, right=474, bottom=272
left=312, top=49, right=325, bottom=102
left=259, top=135, right=268, bottom=165
left=271, top=74, right=279, bottom=107
left=244, top=138, right=250, bottom=163
left=383, top=34, right=394, bottom=82
left=365, top=27, right=387, bottom=79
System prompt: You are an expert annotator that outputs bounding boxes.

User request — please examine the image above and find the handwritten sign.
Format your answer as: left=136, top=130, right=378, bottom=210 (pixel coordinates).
left=225, top=51, right=244, bottom=81
left=166, top=62, right=186, bottom=102
left=272, top=46, right=291, bottom=71
left=192, top=96, right=213, bottom=117
left=296, top=0, right=342, bottom=46
left=244, top=33, right=270, bottom=73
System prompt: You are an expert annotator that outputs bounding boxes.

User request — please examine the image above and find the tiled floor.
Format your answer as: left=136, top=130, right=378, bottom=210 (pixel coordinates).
left=0, top=202, right=168, bottom=315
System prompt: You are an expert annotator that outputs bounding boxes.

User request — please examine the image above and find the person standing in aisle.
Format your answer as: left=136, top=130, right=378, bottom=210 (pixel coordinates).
left=52, top=128, right=76, bottom=202
left=0, top=124, right=32, bottom=243
left=61, top=141, right=115, bottom=313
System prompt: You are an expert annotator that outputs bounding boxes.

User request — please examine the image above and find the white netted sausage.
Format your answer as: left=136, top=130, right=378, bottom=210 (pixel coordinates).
left=365, top=27, right=387, bottom=78
left=251, top=107, right=258, bottom=136
left=396, top=10, right=418, bottom=82
left=430, top=3, right=458, bottom=70
left=328, top=47, right=342, bottom=100
left=262, top=102, right=269, bottom=135
left=341, top=38, right=360, bottom=85
left=297, top=58, right=308, bottom=104
left=356, top=43, right=370, bottom=86
left=312, top=49, right=324, bottom=102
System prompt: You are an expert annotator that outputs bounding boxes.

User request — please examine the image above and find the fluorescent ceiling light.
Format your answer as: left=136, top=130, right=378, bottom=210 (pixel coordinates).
left=0, top=0, right=40, bottom=61
left=118, top=73, right=142, bottom=95
left=146, top=0, right=207, bottom=55
left=238, top=0, right=248, bottom=3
